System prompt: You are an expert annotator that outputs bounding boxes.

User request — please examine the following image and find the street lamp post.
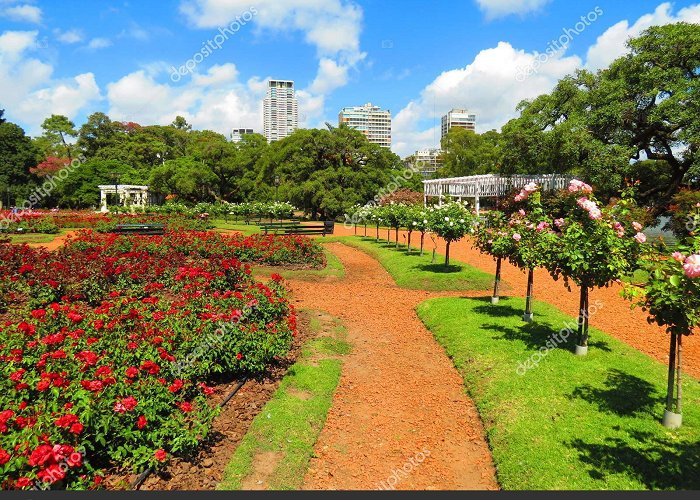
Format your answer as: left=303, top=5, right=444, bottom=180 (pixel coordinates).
left=274, top=176, right=280, bottom=202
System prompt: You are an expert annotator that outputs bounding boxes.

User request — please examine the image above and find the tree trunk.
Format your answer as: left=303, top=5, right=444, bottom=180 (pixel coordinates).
left=577, top=285, right=590, bottom=347
left=407, top=231, right=412, bottom=253
left=445, top=240, right=451, bottom=267
left=524, top=268, right=534, bottom=321
left=376, top=223, right=379, bottom=242
left=354, top=223, right=357, bottom=235
left=420, top=232, right=425, bottom=256
left=395, top=227, right=399, bottom=248
left=387, top=228, right=390, bottom=243
left=493, top=258, right=502, bottom=300
left=364, top=223, right=367, bottom=237
left=666, top=331, right=678, bottom=413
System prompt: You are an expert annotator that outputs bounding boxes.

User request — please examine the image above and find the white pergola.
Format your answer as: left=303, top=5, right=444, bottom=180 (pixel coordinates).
left=423, top=174, right=573, bottom=215
left=99, top=185, right=150, bottom=213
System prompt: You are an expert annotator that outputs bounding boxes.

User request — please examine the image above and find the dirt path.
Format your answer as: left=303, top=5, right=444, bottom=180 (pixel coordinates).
left=26, top=230, right=78, bottom=251
left=287, top=243, right=497, bottom=490
left=336, top=224, right=700, bottom=379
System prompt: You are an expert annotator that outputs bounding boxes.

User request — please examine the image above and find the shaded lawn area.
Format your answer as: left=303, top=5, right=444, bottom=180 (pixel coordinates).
left=210, top=220, right=262, bottom=235
left=327, top=236, right=494, bottom=292
left=417, top=296, right=700, bottom=490
left=6, top=229, right=71, bottom=245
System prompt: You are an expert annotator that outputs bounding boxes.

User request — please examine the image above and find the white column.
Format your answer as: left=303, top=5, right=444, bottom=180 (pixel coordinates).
left=475, top=196, right=481, bottom=217
left=100, top=190, right=108, bottom=213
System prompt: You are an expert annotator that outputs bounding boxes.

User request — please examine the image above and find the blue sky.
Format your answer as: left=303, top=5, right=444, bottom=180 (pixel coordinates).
left=1, top=0, right=699, bottom=156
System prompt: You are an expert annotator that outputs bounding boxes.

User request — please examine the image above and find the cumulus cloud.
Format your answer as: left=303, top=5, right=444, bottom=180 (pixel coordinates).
left=0, top=30, right=101, bottom=132
left=392, top=41, right=581, bottom=157
left=106, top=64, right=264, bottom=133
left=474, top=0, right=551, bottom=19
left=586, top=2, right=700, bottom=70
left=179, top=0, right=366, bottom=124
left=1, top=3, right=42, bottom=24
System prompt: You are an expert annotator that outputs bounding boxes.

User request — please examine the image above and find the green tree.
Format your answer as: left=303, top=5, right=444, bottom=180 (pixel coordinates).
left=439, top=128, right=501, bottom=177
left=0, top=119, right=40, bottom=207
left=40, top=115, right=78, bottom=160
left=77, top=112, right=121, bottom=159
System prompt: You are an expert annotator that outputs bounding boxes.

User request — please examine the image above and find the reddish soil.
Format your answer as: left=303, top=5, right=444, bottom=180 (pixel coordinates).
left=292, top=243, right=497, bottom=490
left=26, top=230, right=78, bottom=251
left=333, top=224, right=700, bottom=380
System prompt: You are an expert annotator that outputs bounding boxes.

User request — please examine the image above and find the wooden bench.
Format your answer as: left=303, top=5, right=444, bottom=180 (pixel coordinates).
left=260, top=221, right=335, bottom=237
left=109, top=223, right=165, bottom=235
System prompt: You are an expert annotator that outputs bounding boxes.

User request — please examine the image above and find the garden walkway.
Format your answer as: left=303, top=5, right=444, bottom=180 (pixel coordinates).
left=286, top=243, right=497, bottom=490
left=334, top=225, right=700, bottom=379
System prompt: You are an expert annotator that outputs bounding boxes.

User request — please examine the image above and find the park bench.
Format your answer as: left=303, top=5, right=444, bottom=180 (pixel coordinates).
left=109, top=223, right=165, bottom=235
left=260, top=221, right=335, bottom=237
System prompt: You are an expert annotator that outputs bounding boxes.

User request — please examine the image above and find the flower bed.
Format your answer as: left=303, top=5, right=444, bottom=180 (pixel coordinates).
left=0, top=230, right=322, bottom=489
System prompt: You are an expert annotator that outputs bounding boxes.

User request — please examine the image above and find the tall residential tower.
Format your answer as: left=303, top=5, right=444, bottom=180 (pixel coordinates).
left=441, top=109, right=476, bottom=138
left=263, top=80, right=298, bottom=143
left=338, top=103, right=392, bottom=148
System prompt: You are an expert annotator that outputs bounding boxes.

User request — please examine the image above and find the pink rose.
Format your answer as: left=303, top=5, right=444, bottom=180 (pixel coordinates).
left=518, top=209, right=526, bottom=216
left=569, top=179, right=593, bottom=193
left=513, top=233, right=522, bottom=242
left=514, top=194, right=524, bottom=202
left=634, top=232, right=647, bottom=244
left=683, top=254, right=700, bottom=278
left=554, top=218, right=565, bottom=228
left=523, top=182, right=538, bottom=194
left=672, top=251, right=686, bottom=263
left=632, top=222, right=643, bottom=232
left=536, top=221, right=550, bottom=232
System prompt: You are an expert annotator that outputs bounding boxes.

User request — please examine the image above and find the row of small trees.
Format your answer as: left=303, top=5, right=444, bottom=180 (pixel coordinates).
left=348, top=202, right=476, bottom=266
left=474, top=180, right=699, bottom=429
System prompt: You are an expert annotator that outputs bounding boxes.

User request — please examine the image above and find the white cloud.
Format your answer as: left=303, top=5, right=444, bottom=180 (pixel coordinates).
left=474, top=0, right=551, bottom=19
left=179, top=0, right=366, bottom=125
left=391, top=41, right=581, bottom=157
left=0, top=30, right=101, bottom=132
left=55, top=29, right=84, bottom=44
left=106, top=65, right=264, bottom=133
left=1, top=3, right=42, bottom=24
left=586, top=2, right=700, bottom=70
left=85, top=37, right=112, bottom=50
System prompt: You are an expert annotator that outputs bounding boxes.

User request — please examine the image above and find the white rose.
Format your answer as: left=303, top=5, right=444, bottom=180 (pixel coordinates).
left=445, top=217, right=450, bottom=221
left=412, top=221, right=417, bottom=226
left=423, top=219, right=428, bottom=224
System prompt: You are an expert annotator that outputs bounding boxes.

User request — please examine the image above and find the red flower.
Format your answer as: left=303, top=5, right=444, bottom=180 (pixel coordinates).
left=154, top=449, right=167, bottom=462
left=270, top=273, right=283, bottom=282
left=114, top=396, right=138, bottom=413
left=125, top=367, right=139, bottom=378
left=136, top=415, right=147, bottom=429
left=140, top=360, right=160, bottom=375
left=36, top=380, right=51, bottom=392
left=37, top=464, right=66, bottom=484
left=127, top=342, right=138, bottom=350
left=0, top=448, right=10, bottom=465
left=66, top=311, right=84, bottom=323
left=69, top=423, right=84, bottom=435
left=9, top=369, right=26, bottom=382
left=31, top=309, right=47, bottom=319
left=178, top=401, right=194, bottom=413
left=199, top=383, right=215, bottom=395
left=54, top=414, right=79, bottom=428
left=80, top=380, right=104, bottom=392
left=28, top=445, right=54, bottom=467
left=236, top=352, right=243, bottom=360
left=15, top=477, right=32, bottom=489
left=168, top=379, right=183, bottom=393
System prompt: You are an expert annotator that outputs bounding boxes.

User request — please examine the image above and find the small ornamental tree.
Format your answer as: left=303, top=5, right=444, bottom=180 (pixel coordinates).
left=546, top=180, right=646, bottom=355
left=624, top=239, right=700, bottom=429
left=381, top=203, right=409, bottom=248
left=503, top=184, right=555, bottom=321
left=427, top=201, right=475, bottom=267
left=408, top=208, right=430, bottom=256
left=474, top=211, right=516, bottom=304
left=400, top=204, right=422, bottom=252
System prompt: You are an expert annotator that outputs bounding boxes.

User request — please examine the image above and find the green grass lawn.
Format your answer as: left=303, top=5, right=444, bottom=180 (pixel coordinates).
left=417, top=296, right=700, bottom=490
left=210, top=219, right=262, bottom=235
left=326, top=236, right=494, bottom=292
left=6, top=230, right=68, bottom=244
left=252, top=244, right=345, bottom=282
left=218, top=311, right=350, bottom=490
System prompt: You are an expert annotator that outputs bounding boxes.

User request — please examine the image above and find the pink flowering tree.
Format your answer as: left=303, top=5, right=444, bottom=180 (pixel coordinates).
left=474, top=211, right=515, bottom=304
left=624, top=239, right=700, bottom=429
left=546, top=180, right=647, bottom=355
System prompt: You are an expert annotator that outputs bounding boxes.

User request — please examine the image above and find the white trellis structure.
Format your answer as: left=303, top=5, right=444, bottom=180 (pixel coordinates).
left=423, top=174, right=573, bottom=215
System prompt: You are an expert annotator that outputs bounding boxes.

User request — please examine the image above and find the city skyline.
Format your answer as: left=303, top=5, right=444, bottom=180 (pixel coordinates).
left=1, top=0, right=700, bottom=157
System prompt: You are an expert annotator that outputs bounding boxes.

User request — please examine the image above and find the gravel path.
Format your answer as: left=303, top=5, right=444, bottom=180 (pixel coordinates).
left=335, top=225, right=700, bottom=379
left=288, top=243, right=497, bottom=490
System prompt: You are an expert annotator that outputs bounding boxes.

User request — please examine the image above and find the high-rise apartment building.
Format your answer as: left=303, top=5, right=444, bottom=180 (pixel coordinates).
left=230, top=128, right=254, bottom=143
left=338, top=103, right=392, bottom=148
left=263, top=80, right=298, bottom=143
left=441, top=109, right=476, bottom=138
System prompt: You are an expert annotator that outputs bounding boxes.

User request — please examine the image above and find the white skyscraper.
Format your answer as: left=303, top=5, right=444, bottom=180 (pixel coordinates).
left=338, top=103, right=392, bottom=148
left=441, top=109, right=477, bottom=138
left=263, top=80, right=299, bottom=143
